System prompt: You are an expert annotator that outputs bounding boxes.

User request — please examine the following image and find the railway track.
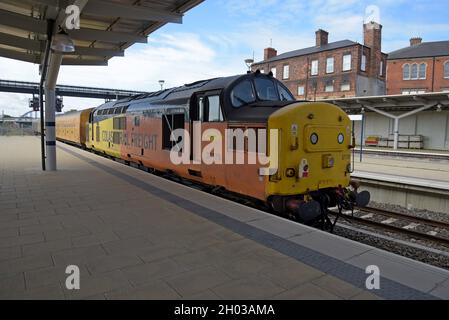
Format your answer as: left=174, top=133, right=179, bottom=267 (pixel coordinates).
left=332, top=206, right=449, bottom=246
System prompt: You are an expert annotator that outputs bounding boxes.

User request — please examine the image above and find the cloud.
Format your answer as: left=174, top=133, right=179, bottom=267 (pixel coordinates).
left=0, top=32, right=245, bottom=116
left=1, top=0, right=448, bottom=116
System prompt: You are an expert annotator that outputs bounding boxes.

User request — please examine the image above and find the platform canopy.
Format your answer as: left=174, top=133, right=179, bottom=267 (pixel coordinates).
left=326, top=92, right=449, bottom=113
left=0, top=0, right=204, bottom=66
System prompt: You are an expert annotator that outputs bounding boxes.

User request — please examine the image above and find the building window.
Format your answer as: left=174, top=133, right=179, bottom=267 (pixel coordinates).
left=402, top=89, right=426, bottom=95
left=444, top=62, right=449, bottom=79
left=403, top=64, right=410, bottom=80
left=297, top=86, right=305, bottom=96
left=271, top=67, right=277, bottom=78
left=361, top=55, right=366, bottom=72
left=411, top=63, right=418, bottom=80
left=419, top=63, right=426, bottom=79
left=325, top=81, right=334, bottom=92
left=343, top=54, right=352, bottom=71
left=380, top=60, right=384, bottom=76
left=341, top=82, right=351, bottom=91
left=326, top=57, right=334, bottom=73
left=311, top=60, right=318, bottom=76
left=283, top=65, right=290, bottom=79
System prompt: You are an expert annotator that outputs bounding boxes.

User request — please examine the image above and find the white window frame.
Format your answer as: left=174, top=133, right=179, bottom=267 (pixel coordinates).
left=379, top=60, right=384, bottom=76
left=410, top=63, right=419, bottom=80
left=403, top=64, right=410, bottom=80
left=402, top=89, right=426, bottom=95
left=297, top=86, right=305, bottom=96
left=326, top=57, right=334, bottom=74
left=341, top=83, right=350, bottom=91
left=361, top=55, right=367, bottom=72
left=444, top=61, right=449, bottom=79
left=283, top=65, right=290, bottom=79
left=418, top=63, right=427, bottom=80
left=311, top=60, right=318, bottom=76
left=343, top=54, right=352, bottom=71
left=325, top=82, right=334, bottom=92
left=271, top=67, right=277, bottom=78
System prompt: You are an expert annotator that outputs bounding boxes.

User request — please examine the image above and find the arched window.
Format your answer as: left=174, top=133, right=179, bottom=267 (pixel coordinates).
left=411, top=63, right=418, bottom=80
left=445, top=61, right=449, bottom=79
left=403, top=64, right=410, bottom=80
left=419, top=63, right=426, bottom=79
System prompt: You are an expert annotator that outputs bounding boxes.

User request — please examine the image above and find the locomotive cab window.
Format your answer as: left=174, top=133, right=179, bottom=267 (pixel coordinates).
left=231, top=80, right=256, bottom=107
left=254, top=78, right=278, bottom=101
left=204, top=95, right=223, bottom=122
left=197, top=95, right=224, bottom=122
left=277, top=84, right=294, bottom=101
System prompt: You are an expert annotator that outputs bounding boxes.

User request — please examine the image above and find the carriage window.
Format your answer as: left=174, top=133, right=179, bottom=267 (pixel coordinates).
left=254, top=78, right=278, bottom=101
left=206, top=95, right=223, bottom=122
left=231, top=80, right=256, bottom=107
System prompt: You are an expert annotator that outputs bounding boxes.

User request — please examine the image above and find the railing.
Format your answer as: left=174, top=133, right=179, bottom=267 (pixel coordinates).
left=0, top=79, right=149, bottom=99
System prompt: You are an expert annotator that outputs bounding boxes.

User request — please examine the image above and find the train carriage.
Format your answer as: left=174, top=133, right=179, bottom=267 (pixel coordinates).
left=55, top=108, right=93, bottom=148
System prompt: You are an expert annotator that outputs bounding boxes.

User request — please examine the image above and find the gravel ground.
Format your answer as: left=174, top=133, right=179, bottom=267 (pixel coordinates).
left=369, top=201, right=449, bottom=224
left=333, top=221, right=449, bottom=270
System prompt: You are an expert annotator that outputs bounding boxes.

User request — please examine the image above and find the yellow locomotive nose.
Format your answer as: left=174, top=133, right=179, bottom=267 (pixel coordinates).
left=266, top=101, right=352, bottom=197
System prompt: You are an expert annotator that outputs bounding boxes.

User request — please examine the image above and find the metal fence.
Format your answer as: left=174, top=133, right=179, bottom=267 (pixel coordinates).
left=0, top=123, right=35, bottom=136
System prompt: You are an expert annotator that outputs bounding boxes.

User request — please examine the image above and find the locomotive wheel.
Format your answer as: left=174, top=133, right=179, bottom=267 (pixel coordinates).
left=355, top=191, right=371, bottom=207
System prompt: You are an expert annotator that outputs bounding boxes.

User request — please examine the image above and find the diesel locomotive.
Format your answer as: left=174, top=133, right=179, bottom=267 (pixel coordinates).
left=53, top=72, right=370, bottom=229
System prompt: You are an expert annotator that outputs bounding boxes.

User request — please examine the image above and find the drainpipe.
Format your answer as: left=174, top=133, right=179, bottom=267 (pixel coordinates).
left=431, top=57, right=436, bottom=92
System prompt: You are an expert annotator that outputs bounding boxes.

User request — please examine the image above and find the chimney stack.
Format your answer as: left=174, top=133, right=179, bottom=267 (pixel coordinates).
left=410, top=37, right=422, bottom=46
left=315, top=29, right=329, bottom=47
left=363, top=21, right=382, bottom=77
left=264, top=47, right=277, bottom=61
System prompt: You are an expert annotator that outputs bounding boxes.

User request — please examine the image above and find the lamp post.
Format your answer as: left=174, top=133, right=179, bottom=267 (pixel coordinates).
left=159, top=80, right=165, bottom=90
left=244, top=59, right=254, bottom=73
left=51, top=29, right=75, bottom=53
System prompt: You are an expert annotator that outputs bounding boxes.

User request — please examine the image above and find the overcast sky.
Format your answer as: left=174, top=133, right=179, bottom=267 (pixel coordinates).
left=1, top=0, right=449, bottom=116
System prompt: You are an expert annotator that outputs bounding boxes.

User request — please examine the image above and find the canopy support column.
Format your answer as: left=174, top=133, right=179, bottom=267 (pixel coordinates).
left=44, top=53, right=62, bottom=171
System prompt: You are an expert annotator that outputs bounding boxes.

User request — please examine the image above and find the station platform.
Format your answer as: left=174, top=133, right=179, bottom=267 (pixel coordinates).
left=355, top=147, right=449, bottom=160
left=1, top=136, right=449, bottom=300
left=353, top=153, right=449, bottom=191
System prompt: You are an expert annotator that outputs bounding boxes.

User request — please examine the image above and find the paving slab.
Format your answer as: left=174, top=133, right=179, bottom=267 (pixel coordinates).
left=0, top=137, right=448, bottom=300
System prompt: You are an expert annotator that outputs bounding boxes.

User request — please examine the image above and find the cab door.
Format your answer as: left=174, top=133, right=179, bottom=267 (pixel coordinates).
left=189, top=91, right=227, bottom=187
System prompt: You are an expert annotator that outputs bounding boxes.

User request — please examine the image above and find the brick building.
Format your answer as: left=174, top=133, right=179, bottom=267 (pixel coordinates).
left=386, top=39, right=449, bottom=95
left=251, top=22, right=387, bottom=100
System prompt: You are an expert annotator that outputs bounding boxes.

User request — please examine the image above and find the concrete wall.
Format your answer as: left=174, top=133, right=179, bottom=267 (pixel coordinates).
left=352, top=110, right=449, bottom=150
left=356, top=75, right=387, bottom=96
left=357, top=183, right=449, bottom=215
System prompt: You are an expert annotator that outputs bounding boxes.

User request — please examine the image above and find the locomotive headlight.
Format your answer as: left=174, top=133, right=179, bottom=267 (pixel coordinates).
left=310, top=133, right=319, bottom=145
left=337, top=133, right=345, bottom=144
